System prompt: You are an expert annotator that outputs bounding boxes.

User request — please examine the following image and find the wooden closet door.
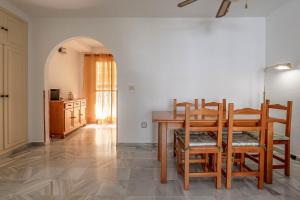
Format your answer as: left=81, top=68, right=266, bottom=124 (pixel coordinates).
left=0, top=45, right=4, bottom=152
left=5, top=14, right=27, bottom=49
left=0, top=11, right=6, bottom=44
left=4, top=45, right=27, bottom=149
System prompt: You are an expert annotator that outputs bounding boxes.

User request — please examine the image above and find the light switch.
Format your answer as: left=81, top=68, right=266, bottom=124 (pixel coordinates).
left=141, top=121, right=147, bottom=128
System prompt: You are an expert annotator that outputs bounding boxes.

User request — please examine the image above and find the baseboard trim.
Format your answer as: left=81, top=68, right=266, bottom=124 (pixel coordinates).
left=117, top=143, right=157, bottom=147
left=28, top=142, right=45, bottom=147
left=117, top=143, right=173, bottom=148
left=0, top=142, right=45, bottom=159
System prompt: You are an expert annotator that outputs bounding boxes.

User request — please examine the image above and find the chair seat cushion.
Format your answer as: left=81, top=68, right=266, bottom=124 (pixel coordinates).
left=273, top=133, right=290, bottom=141
left=247, top=132, right=290, bottom=141
left=177, top=131, right=216, bottom=147
left=174, top=128, right=204, bottom=136
left=223, top=132, right=259, bottom=147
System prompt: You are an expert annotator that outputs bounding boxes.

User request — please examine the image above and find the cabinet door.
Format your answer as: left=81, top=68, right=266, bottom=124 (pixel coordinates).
left=80, top=107, right=86, bottom=125
left=4, top=45, right=27, bottom=149
left=0, top=11, right=6, bottom=44
left=0, top=45, right=4, bottom=152
left=64, top=109, right=73, bottom=132
left=73, top=107, right=81, bottom=128
left=5, top=14, right=27, bottom=49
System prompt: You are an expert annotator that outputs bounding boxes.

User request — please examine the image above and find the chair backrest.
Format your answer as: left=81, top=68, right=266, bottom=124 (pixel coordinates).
left=201, top=99, right=227, bottom=119
left=184, top=103, right=223, bottom=148
left=173, top=99, right=199, bottom=115
left=227, top=103, right=267, bottom=147
left=266, top=100, right=293, bottom=137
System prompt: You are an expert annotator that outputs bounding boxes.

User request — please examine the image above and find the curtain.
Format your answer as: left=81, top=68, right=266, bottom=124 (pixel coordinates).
left=84, top=54, right=117, bottom=124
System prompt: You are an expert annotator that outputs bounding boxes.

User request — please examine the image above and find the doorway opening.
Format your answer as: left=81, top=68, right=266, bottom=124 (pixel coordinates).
left=44, top=37, right=117, bottom=144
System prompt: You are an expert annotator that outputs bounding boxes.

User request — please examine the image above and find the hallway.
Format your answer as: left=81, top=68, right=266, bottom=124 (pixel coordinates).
left=0, top=125, right=300, bottom=199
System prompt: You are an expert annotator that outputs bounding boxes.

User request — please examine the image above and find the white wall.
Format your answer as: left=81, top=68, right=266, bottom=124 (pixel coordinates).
left=266, top=0, right=300, bottom=156
left=29, top=17, right=265, bottom=143
left=46, top=47, right=83, bottom=99
left=0, top=0, right=30, bottom=21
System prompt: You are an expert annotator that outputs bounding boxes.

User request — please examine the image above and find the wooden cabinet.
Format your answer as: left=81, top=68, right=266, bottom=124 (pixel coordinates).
left=0, top=44, right=3, bottom=152
left=73, top=107, right=81, bottom=128
left=0, top=10, right=6, bottom=44
left=0, top=8, right=27, bottom=154
left=5, top=14, right=27, bottom=49
left=80, top=107, right=87, bottom=125
left=64, top=108, right=73, bottom=132
left=50, top=99, right=87, bottom=138
left=4, top=45, right=27, bottom=149
left=0, top=9, right=27, bottom=49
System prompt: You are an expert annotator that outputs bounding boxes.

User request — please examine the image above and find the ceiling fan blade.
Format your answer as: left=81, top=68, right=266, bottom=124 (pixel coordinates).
left=216, top=0, right=231, bottom=18
left=177, top=0, right=198, bottom=8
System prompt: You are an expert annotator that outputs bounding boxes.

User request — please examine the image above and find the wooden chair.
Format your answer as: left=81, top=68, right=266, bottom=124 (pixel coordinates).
left=201, top=99, right=227, bottom=119
left=267, top=100, right=292, bottom=176
left=201, top=99, right=226, bottom=171
left=246, top=100, right=293, bottom=177
left=224, top=103, right=266, bottom=189
left=176, top=103, right=223, bottom=190
left=173, top=99, right=199, bottom=157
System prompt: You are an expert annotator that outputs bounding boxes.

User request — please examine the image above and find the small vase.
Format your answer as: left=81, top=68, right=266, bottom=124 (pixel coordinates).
left=68, top=92, right=74, bottom=100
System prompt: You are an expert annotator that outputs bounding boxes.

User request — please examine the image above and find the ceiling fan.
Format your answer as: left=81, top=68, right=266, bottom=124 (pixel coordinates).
left=178, top=0, right=244, bottom=18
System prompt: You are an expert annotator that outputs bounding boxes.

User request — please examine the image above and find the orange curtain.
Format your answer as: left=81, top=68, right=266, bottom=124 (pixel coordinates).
left=84, top=54, right=117, bottom=124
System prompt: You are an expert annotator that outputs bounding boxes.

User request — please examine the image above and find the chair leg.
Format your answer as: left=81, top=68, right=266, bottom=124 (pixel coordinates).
left=204, top=153, right=209, bottom=172
left=212, top=153, right=216, bottom=172
left=184, top=151, right=190, bottom=191
left=285, top=141, right=291, bottom=176
left=240, top=153, right=245, bottom=172
left=176, top=144, right=181, bottom=174
left=157, top=124, right=161, bottom=161
left=173, top=132, right=176, bottom=157
left=258, top=149, right=265, bottom=189
left=216, top=152, right=222, bottom=189
left=226, top=152, right=232, bottom=189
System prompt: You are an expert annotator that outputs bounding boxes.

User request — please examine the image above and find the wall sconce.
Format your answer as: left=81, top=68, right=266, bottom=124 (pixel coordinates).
left=58, top=47, right=67, bottom=54
left=265, top=63, right=293, bottom=71
left=263, top=62, right=294, bottom=101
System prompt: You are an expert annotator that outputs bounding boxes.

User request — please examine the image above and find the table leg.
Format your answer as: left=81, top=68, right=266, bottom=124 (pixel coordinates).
left=160, top=122, right=167, bottom=183
left=157, top=123, right=161, bottom=161
left=265, top=122, right=274, bottom=184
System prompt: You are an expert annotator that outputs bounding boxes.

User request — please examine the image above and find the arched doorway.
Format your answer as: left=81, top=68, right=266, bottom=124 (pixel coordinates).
left=43, top=36, right=117, bottom=144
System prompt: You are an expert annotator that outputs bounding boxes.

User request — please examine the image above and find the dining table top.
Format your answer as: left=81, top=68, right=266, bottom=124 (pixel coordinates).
left=152, top=111, right=260, bottom=124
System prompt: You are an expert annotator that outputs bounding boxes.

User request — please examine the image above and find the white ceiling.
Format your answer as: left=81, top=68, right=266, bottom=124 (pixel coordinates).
left=10, top=0, right=292, bottom=18
left=62, top=37, right=111, bottom=54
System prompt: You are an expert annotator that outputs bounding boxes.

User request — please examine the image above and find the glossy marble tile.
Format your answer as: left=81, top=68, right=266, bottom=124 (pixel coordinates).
left=0, top=124, right=299, bottom=200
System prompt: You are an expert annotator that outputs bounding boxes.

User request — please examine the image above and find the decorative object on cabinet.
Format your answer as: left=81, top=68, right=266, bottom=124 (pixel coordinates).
left=49, top=99, right=87, bottom=139
left=67, top=91, right=74, bottom=100
left=50, top=89, right=60, bottom=100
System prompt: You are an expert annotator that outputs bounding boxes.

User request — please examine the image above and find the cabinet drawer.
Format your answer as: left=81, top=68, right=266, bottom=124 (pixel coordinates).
left=81, top=100, right=86, bottom=107
left=64, top=102, right=73, bottom=109
left=74, top=101, right=81, bottom=107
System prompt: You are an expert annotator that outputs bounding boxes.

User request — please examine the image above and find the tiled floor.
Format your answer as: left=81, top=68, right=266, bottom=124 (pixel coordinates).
left=0, top=125, right=300, bottom=200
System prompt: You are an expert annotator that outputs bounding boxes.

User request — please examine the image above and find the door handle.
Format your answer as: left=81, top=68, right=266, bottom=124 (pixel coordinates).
left=4, top=95, right=8, bottom=98
left=0, top=95, right=4, bottom=98
left=1, top=27, right=8, bottom=31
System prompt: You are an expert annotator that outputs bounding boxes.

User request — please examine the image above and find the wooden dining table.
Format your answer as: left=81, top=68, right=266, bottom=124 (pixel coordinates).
left=152, top=111, right=274, bottom=184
